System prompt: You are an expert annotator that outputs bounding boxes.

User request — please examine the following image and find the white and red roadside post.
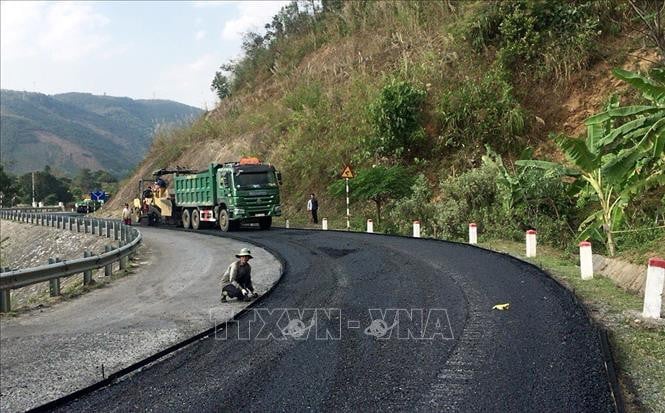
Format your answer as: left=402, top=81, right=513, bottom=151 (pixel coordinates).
left=579, top=241, right=593, bottom=280
left=469, top=223, right=477, bottom=244
left=413, top=220, right=421, bottom=238
left=526, top=229, right=537, bottom=257
left=322, top=218, right=328, bottom=230
left=643, top=257, right=665, bottom=319
left=366, top=219, right=373, bottom=233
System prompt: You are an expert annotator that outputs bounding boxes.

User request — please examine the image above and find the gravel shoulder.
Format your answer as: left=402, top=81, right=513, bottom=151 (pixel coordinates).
left=0, top=226, right=282, bottom=412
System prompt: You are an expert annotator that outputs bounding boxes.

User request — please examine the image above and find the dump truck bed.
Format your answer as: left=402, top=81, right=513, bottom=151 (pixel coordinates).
left=174, top=165, right=217, bottom=207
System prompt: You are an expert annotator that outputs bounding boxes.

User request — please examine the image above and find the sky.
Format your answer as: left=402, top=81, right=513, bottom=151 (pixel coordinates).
left=0, top=1, right=290, bottom=109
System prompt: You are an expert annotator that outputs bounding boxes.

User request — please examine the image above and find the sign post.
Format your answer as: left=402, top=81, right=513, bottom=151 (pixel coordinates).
left=341, top=165, right=354, bottom=230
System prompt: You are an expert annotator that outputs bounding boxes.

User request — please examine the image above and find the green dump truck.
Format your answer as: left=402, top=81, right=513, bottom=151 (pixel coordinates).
left=173, top=157, right=282, bottom=231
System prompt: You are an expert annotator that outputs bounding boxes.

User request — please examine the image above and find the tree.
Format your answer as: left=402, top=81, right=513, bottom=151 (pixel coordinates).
left=0, top=164, right=20, bottom=206
left=73, top=168, right=97, bottom=193
left=17, top=169, right=72, bottom=204
left=628, top=0, right=665, bottom=62
left=211, top=71, right=231, bottom=101
left=517, top=68, right=665, bottom=256
left=329, top=165, right=414, bottom=224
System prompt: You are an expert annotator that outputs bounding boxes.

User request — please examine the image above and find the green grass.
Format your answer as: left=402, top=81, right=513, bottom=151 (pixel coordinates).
left=480, top=239, right=665, bottom=413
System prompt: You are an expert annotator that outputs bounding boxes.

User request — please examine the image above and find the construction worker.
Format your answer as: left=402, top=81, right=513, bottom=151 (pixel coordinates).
left=220, top=248, right=258, bottom=302
left=122, top=203, right=131, bottom=225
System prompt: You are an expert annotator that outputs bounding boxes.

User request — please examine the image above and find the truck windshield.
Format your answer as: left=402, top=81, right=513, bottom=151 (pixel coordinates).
left=235, top=172, right=277, bottom=188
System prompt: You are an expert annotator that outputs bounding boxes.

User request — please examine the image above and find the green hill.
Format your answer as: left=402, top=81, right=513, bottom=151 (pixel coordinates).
left=0, top=90, right=202, bottom=177
left=111, top=0, right=662, bottom=256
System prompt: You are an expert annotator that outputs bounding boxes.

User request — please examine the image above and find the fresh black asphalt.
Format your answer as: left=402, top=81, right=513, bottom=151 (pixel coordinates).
left=53, top=228, right=615, bottom=412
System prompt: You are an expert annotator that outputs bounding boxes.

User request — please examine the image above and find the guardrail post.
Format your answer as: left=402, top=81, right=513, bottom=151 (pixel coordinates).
left=119, top=242, right=128, bottom=270
left=129, top=229, right=138, bottom=259
left=0, top=267, right=10, bottom=313
left=105, top=221, right=111, bottom=238
left=86, top=219, right=91, bottom=234
left=104, top=246, right=113, bottom=276
left=48, top=258, right=61, bottom=296
left=83, top=251, right=93, bottom=285
left=68, top=216, right=72, bottom=231
left=76, top=218, right=81, bottom=233
left=114, top=222, right=119, bottom=241
left=0, top=288, right=10, bottom=313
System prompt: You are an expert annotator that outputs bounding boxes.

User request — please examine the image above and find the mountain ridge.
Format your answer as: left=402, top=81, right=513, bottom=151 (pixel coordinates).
left=0, top=89, right=202, bottom=177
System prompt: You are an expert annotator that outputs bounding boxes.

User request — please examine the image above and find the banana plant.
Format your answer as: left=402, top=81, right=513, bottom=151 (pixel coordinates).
left=517, top=68, right=664, bottom=256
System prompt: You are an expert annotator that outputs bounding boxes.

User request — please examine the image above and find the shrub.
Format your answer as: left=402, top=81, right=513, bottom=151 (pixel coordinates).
left=438, top=68, right=527, bottom=153
left=387, top=174, right=437, bottom=236
left=463, top=0, right=620, bottom=80
left=365, top=78, right=426, bottom=160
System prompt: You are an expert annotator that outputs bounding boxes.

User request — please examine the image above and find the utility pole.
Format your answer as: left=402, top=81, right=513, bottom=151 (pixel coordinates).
left=32, top=171, right=36, bottom=207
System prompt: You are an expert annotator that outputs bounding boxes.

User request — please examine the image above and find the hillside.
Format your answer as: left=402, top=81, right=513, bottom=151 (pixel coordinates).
left=109, top=1, right=663, bottom=252
left=0, top=90, right=202, bottom=177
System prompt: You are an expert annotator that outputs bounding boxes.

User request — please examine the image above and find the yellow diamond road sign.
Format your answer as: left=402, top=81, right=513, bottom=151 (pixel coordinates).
left=341, top=165, right=354, bottom=179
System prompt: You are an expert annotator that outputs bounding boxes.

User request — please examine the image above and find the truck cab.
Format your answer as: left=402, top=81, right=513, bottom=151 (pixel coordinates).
left=216, top=159, right=282, bottom=231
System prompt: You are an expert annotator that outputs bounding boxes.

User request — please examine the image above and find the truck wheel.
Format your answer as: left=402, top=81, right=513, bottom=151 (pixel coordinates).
left=218, top=209, right=230, bottom=232
left=148, top=212, right=159, bottom=226
left=191, top=209, right=201, bottom=230
left=259, top=217, right=272, bottom=230
left=182, top=209, right=191, bottom=229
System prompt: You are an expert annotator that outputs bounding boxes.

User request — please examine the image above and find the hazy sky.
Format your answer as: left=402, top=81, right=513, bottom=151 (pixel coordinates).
left=0, top=1, right=290, bottom=109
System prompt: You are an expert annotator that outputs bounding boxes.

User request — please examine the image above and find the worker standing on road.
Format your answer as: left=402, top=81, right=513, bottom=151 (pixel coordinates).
left=122, top=203, right=131, bottom=225
left=221, top=248, right=258, bottom=302
left=307, top=193, right=319, bottom=224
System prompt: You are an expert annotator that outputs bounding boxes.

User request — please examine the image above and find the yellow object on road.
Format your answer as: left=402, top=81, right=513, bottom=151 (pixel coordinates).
left=492, top=303, right=510, bottom=311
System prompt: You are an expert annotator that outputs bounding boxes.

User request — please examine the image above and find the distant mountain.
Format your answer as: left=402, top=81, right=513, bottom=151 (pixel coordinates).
left=0, top=90, right=202, bottom=177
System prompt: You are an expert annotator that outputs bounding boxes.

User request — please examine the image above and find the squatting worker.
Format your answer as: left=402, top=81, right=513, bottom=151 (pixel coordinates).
left=221, top=248, right=258, bottom=302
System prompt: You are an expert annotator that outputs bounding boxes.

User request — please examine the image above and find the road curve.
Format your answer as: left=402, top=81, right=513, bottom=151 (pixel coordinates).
left=55, top=228, right=615, bottom=412
left=0, top=227, right=280, bottom=413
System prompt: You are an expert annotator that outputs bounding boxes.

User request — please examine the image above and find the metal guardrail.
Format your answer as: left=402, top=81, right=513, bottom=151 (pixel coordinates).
left=7, top=205, right=66, bottom=213
left=0, top=209, right=142, bottom=312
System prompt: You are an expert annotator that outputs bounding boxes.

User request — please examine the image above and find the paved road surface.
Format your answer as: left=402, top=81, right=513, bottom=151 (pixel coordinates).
left=0, top=227, right=281, bottom=412
left=56, top=228, right=615, bottom=412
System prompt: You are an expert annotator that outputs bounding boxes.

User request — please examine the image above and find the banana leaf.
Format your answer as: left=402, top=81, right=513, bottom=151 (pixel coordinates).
left=585, top=105, right=660, bottom=125
left=555, top=135, right=599, bottom=171
left=514, top=159, right=580, bottom=176
left=613, top=68, right=665, bottom=103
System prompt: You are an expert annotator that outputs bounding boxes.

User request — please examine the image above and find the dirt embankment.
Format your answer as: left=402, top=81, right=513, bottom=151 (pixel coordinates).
left=0, top=220, right=119, bottom=310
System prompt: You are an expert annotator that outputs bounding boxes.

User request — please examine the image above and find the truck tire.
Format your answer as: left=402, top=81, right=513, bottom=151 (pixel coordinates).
left=259, top=217, right=272, bottom=230
left=148, top=212, right=159, bottom=226
left=182, top=209, right=191, bottom=229
left=191, top=209, right=201, bottom=230
left=218, top=209, right=230, bottom=232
